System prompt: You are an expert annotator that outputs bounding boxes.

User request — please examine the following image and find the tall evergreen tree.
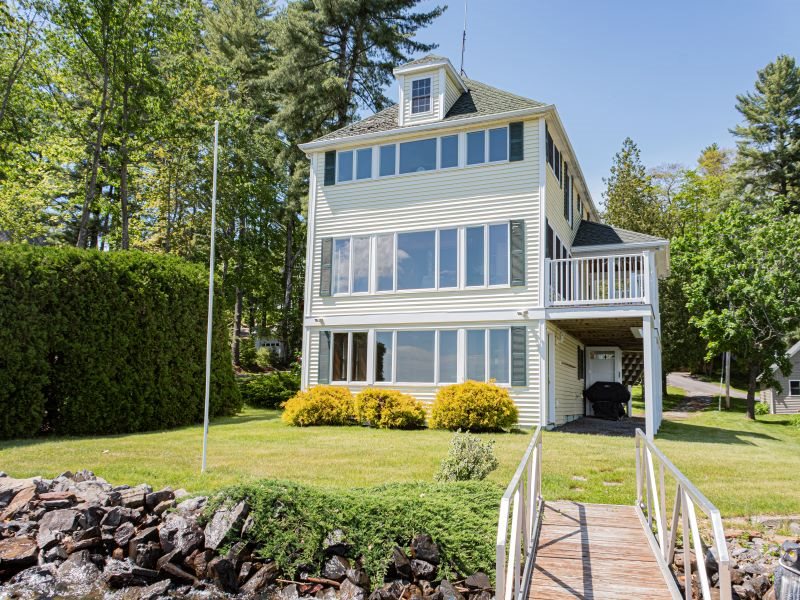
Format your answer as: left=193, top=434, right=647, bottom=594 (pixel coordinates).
left=732, top=55, right=800, bottom=212
left=602, top=137, right=664, bottom=236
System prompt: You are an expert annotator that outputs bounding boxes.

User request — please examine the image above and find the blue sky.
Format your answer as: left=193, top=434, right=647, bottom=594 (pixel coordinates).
left=388, top=0, right=800, bottom=207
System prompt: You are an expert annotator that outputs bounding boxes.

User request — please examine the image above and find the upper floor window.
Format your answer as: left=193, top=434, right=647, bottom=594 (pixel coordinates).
left=545, top=126, right=562, bottom=186
left=399, top=138, right=437, bottom=173
left=411, top=77, right=432, bottom=114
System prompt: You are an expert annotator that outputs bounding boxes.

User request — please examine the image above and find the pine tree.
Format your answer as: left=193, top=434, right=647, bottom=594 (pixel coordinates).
left=602, top=137, right=664, bottom=236
left=732, top=55, right=800, bottom=212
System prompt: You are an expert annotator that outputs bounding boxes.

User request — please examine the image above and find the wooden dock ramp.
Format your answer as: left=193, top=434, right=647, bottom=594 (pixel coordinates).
left=529, top=501, right=673, bottom=599
left=495, top=428, right=732, bottom=600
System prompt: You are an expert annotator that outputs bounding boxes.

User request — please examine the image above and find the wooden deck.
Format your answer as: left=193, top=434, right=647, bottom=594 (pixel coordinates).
left=529, top=501, right=675, bottom=600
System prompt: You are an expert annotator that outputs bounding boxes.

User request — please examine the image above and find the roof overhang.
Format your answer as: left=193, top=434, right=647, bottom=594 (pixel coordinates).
left=298, top=104, right=555, bottom=154
left=393, top=58, right=468, bottom=92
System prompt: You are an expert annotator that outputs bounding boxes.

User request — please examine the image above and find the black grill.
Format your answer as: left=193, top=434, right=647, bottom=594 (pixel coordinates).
left=583, top=381, right=630, bottom=421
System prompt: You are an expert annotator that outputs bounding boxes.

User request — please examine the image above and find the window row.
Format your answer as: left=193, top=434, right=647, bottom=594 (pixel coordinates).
left=320, top=221, right=525, bottom=296
left=547, top=124, right=585, bottom=228
left=318, top=327, right=526, bottom=386
left=322, top=122, right=524, bottom=186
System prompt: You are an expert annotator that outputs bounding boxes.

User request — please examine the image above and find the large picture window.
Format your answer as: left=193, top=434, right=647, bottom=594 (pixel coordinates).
left=438, top=229, right=458, bottom=288
left=332, top=238, right=350, bottom=294
left=440, top=135, right=459, bottom=169
left=466, top=226, right=484, bottom=286
left=376, top=234, right=394, bottom=291
left=488, top=223, right=509, bottom=285
left=351, top=236, right=370, bottom=293
left=375, top=331, right=393, bottom=382
left=399, top=138, right=437, bottom=174
left=397, top=230, right=436, bottom=290
left=467, top=329, right=510, bottom=383
left=438, top=330, right=458, bottom=383
left=396, top=331, right=435, bottom=382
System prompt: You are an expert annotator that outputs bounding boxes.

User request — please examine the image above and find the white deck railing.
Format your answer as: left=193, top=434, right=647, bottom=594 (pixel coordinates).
left=546, top=253, right=649, bottom=306
left=635, top=429, right=731, bottom=600
left=495, top=427, right=543, bottom=600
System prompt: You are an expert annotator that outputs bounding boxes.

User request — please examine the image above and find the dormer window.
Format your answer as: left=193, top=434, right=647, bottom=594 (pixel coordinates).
left=411, top=77, right=431, bottom=114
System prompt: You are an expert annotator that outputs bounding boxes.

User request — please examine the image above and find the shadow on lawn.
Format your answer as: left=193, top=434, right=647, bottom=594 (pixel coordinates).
left=658, top=420, right=780, bottom=445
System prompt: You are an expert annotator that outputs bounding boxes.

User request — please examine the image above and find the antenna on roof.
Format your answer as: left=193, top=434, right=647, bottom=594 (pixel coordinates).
left=459, top=0, right=468, bottom=77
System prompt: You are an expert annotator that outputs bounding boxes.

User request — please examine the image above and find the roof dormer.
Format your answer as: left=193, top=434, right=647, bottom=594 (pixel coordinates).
left=393, top=55, right=468, bottom=127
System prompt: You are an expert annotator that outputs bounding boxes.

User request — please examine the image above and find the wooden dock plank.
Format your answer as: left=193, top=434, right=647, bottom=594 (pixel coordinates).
left=529, top=501, right=674, bottom=600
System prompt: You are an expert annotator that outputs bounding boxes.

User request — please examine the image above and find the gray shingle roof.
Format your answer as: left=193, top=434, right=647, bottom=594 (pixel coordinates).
left=308, top=77, right=546, bottom=144
left=396, top=54, right=449, bottom=69
left=572, top=220, right=666, bottom=247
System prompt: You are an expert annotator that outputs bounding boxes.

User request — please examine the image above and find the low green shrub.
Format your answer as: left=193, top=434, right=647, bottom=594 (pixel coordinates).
left=255, top=347, right=276, bottom=370
left=239, top=371, right=300, bottom=409
left=354, top=389, right=426, bottom=429
left=790, top=413, right=800, bottom=429
left=429, top=381, right=518, bottom=432
left=205, top=479, right=502, bottom=584
left=755, top=401, right=770, bottom=416
left=238, top=337, right=259, bottom=372
left=282, top=386, right=355, bottom=426
left=434, top=431, right=499, bottom=482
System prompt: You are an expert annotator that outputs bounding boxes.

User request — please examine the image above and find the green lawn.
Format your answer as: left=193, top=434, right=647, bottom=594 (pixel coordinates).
left=1, top=397, right=798, bottom=518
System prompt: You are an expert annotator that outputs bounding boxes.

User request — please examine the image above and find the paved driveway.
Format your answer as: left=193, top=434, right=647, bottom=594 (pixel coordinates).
left=667, top=372, right=747, bottom=400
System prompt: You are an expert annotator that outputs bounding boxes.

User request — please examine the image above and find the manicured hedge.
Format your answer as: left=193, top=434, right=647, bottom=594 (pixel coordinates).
left=0, top=245, right=240, bottom=439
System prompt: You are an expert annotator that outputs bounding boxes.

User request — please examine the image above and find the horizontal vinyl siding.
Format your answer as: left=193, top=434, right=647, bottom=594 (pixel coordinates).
left=305, top=321, right=543, bottom=428
left=769, top=353, right=800, bottom=413
left=774, top=397, right=800, bottom=414
left=544, top=120, right=581, bottom=250
left=309, top=116, right=540, bottom=317
left=548, top=323, right=584, bottom=425
left=444, top=73, right=461, bottom=114
left=403, top=72, right=441, bottom=125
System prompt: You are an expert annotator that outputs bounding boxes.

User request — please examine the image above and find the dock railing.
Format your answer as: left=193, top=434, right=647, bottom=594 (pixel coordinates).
left=495, top=426, right=543, bottom=600
left=635, top=428, right=731, bottom=600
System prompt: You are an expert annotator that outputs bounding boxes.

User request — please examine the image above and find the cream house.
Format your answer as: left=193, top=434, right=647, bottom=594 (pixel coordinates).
left=298, top=55, right=669, bottom=436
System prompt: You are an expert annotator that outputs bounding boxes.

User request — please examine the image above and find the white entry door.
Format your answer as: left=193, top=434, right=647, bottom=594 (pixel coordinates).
left=586, top=346, right=622, bottom=386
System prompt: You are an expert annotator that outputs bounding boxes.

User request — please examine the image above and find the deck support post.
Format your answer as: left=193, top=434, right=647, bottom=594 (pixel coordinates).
left=642, top=314, right=656, bottom=439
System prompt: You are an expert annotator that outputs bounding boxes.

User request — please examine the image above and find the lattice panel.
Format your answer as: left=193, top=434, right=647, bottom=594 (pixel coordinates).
left=622, top=351, right=644, bottom=386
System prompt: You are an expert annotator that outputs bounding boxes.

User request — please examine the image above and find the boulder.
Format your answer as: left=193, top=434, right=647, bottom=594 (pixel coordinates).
left=128, top=526, right=159, bottom=561
left=139, top=579, right=172, bottom=600
left=464, top=572, right=491, bottom=590
left=102, top=506, right=139, bottom=528
left=114, top=521, right=136, bottom=549
left=184, top=548, right=213, bottom=579
left=204, top=500, right=249, bottom=551
left=153, top=499, right=174, bottom=516
left=391, top=546, right=412, bottom=579
left=322, top=555, right=351, bottom=581
left=133, top=541, right=162, bottom=570
left=438, top=580, right=465, bottom=600
left=174, top=496, right=206, bottom=516
left=281, top=583, right=300, bottom=600
left=145, top=489, right=174, bottom=511
left=340, top=579, right=367, bottom=600
left=226, top=540, right=251, bottom=569
left=103, top=559, right=137, bottom=588
left=410, top=534, right=440, bottom=565
left=0, top=486, right=37, bottom=521
left=208, top=556, right=238, bottom=593
left=38, top=508, right=80, bottom=535
left=119, top=486, right=149, bottom=509
left=347, top=566, right=371, bottom=588
left=160, top=561, right=199, bottom=585
left=0, top=536, right=38, bottom=570
left=411, top=559, right=436, bottom=581
left=324, top=529, right=349, bottom=556
left=240, top=561, right=279, bottom=594
left=159, top=514, right=203, bottom=556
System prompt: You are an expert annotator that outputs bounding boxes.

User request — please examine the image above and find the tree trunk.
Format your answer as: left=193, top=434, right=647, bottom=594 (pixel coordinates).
left=746, top=362, right=759, bottom=420
left=76, top=61, right=111, bottom=248
left=120, top=82, right=130, bottom=250
left=280, top=214, right=295, bottom=365
left=232, top=285, right=243, bottom=367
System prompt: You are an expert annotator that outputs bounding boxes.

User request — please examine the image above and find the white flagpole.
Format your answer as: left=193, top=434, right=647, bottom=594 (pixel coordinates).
left=202, top=120, right=219, bottom=473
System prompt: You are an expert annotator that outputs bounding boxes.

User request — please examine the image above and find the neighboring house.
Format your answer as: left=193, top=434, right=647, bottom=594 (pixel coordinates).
left=298, top=55, right=669, bottom=436
left=760, top=341, right=800, bottom=414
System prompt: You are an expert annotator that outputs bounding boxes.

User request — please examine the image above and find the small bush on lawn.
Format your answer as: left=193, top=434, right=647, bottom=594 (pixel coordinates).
left=435, top=431, right=499, bottom=482
left=206, top=479, right=502, bottom=584
left=790, top=413, right=800, bottom=429
left=429, top=381, right=518, bottom=432
left=282, top=386, right=355, bottom=426
left=354, top=389, right=426, bottom=429
left=755, top=401, right=770, bottom=416
left=239, top=371, right=300, bottom=409
left=255, top=347, right=277, bottom=370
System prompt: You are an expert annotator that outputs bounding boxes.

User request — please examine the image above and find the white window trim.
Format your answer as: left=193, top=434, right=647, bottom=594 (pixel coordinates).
left=789, top=380, right=800, bottom=396
left=465, top=222, right=511, bottom=289
left=336, top=150, right=354, bottom=184
left=330, top=330, right=370, bottom=384
left=464, top=327, right=512, bottom=385
left=410, top=75, right=433, bottom=116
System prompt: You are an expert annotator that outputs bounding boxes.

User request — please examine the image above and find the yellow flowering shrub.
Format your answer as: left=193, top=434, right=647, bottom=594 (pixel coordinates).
left=354, top=388, right=426, bottom=429
left=429, top=381, right=518, bottom=432
left=282, top=386, right=355, bottom=426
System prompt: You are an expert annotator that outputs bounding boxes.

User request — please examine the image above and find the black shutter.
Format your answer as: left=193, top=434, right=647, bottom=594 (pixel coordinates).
left=509, top=122, right=524, bottom=162
left=320, top=238, right=332, bottom=297
left=324, top=151, right=336, bottom=186
left=511, top=327, right=527, bottom=387
left=577, top=347, right=585, bottom=380
left=563, top=163, right=570, bottom=220
left=510, top=220, right=525, bottom=286
left=318, top=331, right=331, bottom=384
left=546, top=223, right=554, bottom=260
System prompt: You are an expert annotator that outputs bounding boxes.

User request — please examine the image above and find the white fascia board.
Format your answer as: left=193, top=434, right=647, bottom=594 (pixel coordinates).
left=298, top=105, right=554, bottom=153
left=393, top=59, right=467, bottom=92
left=771, top=340, right=800, bottom=373
left=543, top=305, right=654, bottom=321
left=570, top=240, right=669, bottom=254
left=304, top=309, right=533, bottom=327
left=546, top=108, right=601, bottom=222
